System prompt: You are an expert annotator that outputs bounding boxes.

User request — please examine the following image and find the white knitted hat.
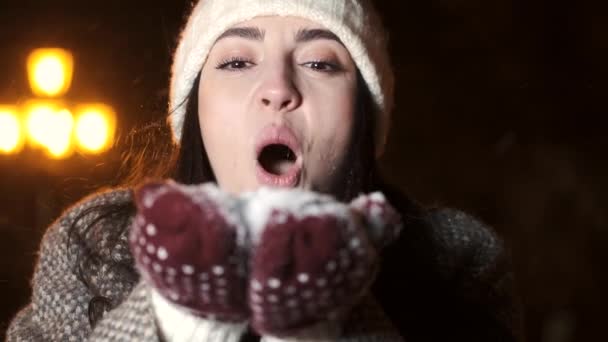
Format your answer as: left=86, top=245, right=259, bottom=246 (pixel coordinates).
left=169, top=0, right=394, bottom=157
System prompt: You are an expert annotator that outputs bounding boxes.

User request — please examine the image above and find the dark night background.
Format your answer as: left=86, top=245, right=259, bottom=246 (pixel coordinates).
left=0, top=0, right=606, bottom=341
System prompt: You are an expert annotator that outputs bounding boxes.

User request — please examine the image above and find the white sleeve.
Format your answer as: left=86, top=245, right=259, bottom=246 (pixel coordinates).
left=150, top=288, right=247, bottom=342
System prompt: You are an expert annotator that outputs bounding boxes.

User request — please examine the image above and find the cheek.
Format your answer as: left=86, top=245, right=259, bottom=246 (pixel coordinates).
left=197, top=81, right=253, bottom=191
left=308, top=86, right=356, bottom=153
left=198, top=88, right=238, bottom=149
left=198, top=71, right=259, bottom=146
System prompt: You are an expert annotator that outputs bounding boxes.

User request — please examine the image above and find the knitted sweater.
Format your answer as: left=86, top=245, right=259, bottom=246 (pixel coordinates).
left=6, top=187, right=521, bottom=341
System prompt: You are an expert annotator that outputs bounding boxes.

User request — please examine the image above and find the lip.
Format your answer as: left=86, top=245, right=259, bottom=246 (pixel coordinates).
left=254, top=124, right=303, bottom=188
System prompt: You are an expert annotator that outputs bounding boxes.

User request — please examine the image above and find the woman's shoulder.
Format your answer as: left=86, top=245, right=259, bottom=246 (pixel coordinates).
left=56, top=186, right=134, bottom=228
left=375, top=187, right=521, bottom=341
left=378, top=182, right=504, bottom=262
left=40, top=186, right=137, bottom=275
left=387, top=197, right=508, bottom=280
left=8, top=187, right=139, bottom=341
left=48, top=186, right=139, bottom=307
left=426, top=207, right=505, bottom=260
left=378, top=183, right=512, bottom=296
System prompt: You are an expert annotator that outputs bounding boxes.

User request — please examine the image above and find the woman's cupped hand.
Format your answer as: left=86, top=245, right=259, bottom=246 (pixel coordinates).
left=130, top=180, right=402, bottom=337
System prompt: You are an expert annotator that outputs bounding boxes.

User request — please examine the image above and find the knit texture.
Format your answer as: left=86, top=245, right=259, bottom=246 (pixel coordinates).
left=5, top=189, right=402, bottom=341
left=6, top=187, right=520, bottom=341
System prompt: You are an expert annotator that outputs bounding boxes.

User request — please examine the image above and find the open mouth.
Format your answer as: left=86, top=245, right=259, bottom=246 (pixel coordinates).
left=258, top=144, right=297, bottom=176
left=254, top=125, right=302, bottom=187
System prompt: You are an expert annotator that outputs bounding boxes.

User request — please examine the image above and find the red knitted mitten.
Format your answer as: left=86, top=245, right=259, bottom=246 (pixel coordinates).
left=129, top=181, right=403, bottom=337
left=349, top=192, right=403, bottom=250
left=243, top=189, right=402, bottom=337
left=130, top=181, right=249, bottom=322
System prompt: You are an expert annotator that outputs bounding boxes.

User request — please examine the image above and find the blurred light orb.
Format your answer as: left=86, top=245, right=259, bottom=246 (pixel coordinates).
left=75, top=104, right=116, bottom=153
left=26, top=103, right=56, bottom=147
left=0, top=106, right=22, bottom=154
left=27, top=48, right=74, bottom=97
left=25, top=102, right=73, bottom=158
left=16, top=49, right=116, bottom=158
left=45, top=109, right=74, bottom=159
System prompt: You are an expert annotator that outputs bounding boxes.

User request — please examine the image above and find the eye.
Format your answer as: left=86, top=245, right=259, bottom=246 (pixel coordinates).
left=301, top=60, right=343, bottom=73
left=215, top=57, right=255, bottom=71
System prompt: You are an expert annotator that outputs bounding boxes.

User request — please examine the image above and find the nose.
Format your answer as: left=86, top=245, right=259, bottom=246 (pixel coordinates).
left=257, top=66, right=302, bottom=113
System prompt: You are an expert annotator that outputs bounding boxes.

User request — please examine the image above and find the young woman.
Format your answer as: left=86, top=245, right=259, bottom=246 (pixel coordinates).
left=7, top=0, right=522, bottom=341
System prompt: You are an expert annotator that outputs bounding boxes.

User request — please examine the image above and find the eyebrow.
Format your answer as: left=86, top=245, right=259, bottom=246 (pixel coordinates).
left=295, top=28, right=343, bottom=45
left=216, top=27, right=266, bottom=42
left=215, top=27, right=343, bottom=45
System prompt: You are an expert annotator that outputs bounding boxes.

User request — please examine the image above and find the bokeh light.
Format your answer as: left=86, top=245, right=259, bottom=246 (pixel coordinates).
left=24, top=101, right=74, bottom=158
left=25, top=102, right=57, bottom=147
left=27, top=48, right=74, bottom=97
left=74, top=104, right=116, bottom=153
left=45, top=109, right=74, bottom=159
left=0, top=106, right=23, bottom=154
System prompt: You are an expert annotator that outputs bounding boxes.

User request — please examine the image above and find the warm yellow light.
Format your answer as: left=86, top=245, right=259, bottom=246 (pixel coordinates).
left=74, top=104, right=116, bottom=153
left=26, top=102, right=56, bottom=146
left=45, top=109, right=74, bottom=158
left=0, top=106, right=23, bottom=154
left=27, top=48, right=74, bottom=97
left=25, top=102, right=74, bottom=158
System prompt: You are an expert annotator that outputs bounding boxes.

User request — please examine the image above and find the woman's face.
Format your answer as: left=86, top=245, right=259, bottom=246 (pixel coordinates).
left=198, top=16, right=358, bottom=194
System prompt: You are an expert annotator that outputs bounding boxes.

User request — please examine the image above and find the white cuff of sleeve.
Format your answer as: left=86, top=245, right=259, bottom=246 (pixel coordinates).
left=260, top=321, right=342, bottom=342
left=150, top=289, right=247, bottom=342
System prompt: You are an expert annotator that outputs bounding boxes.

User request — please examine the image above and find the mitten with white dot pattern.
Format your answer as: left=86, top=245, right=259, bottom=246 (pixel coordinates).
left=129, top=182, right=403, bottom=340
left=242, top=189, right=402, bottom=337
left=130, top=181, right=250, bottom=323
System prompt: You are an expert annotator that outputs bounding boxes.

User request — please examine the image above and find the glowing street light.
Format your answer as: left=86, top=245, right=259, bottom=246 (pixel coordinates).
left=74, top=104, right=116, bottom=153
left=0, top=48, right=118, bottom=160
left=24, top=101, right=74, bottom=159
left=45, top=109, right=74, bottom=159
left=0, top=106, right=23, bottom=154
left=24, top=101, right=59, bottom=147
left=27, top=48, right=74, bottom=97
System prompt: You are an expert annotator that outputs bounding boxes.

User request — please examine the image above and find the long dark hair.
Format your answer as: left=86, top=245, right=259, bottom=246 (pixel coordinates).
left=70, top=69, right=386, bottom=326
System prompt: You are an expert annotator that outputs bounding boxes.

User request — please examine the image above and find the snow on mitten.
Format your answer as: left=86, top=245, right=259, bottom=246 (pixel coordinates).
left=130, top=181, right=249, bottom=322
left=349, top=192, right=403, bottom=249
left=242, top=188, right=398, bottom=338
